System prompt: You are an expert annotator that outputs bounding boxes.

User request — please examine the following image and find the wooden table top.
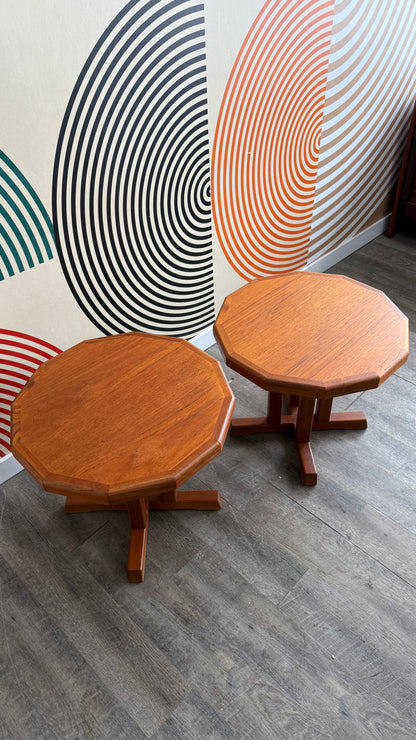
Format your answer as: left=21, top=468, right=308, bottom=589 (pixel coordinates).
left=11, top=333, right=235, bottom=501
left=214, top=272, right=409, bottom=399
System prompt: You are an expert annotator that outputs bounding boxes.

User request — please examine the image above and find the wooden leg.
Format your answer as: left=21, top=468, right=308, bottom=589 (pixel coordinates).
left=64, top=487, right=222, bottom=583
left=65, top=493, right=150, bottom=583
left=64, top=493, right=124, bottom=512
left=224, top=384, right=367, bottom=486
left=127, top=498, right=149, bottom=583
left=313, top=398, right=367, bottom=430
left=127, top=490, right=223, bottom=581
left=284, top=394, right=299, bottom=411
left=295, top=397, right=317, bottom=486
left=230, top=391, right=297, bottom=435
left=268, top=390, right=283, bottom=424
left=149, top=489, right=221, bottom=510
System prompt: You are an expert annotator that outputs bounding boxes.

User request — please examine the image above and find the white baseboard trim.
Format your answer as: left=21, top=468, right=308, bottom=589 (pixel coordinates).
left=0, top=217, right=389, bottom=485
left=0, top=452, right=23, bottom=484
left=190, top=326, right=215, bottom=351
left=305, top=216, right=390, bottom=273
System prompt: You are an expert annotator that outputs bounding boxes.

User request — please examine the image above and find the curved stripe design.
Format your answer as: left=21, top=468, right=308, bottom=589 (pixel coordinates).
left=0, top=151, right=55, bottom=281
left=309, top=0, right=416, bottom=261
left=53, top=0, right=214, bottom=339
left=0, top=330, right=61, bottom=458
left=211, top=0, right=335, bottom=280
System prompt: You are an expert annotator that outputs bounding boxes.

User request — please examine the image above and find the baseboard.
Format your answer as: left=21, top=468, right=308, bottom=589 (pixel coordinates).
left=0, top=218, right=388, bottom=485
left=190, top=326, right=215, bottom=350
left=0, top=452, right=23, bottom=484
left=305, top=216, right=390, bottom=273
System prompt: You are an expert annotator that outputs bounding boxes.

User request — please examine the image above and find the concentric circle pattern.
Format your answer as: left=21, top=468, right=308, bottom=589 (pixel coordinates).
left=53, top=0, right=214, bottom=339
left=211, top=0, right=335, bottom=280
left=0, top=151, right=55, bottom=281
left=0, top=330, right=61, bottom=457
left=309, top=0, right=416, bottom=261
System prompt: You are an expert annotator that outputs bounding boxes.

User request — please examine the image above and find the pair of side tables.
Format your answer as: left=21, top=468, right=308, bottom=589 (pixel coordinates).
left=11, top=272, right=409, bottom=582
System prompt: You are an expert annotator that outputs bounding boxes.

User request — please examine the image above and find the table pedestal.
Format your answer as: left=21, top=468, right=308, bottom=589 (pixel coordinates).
left=229, top=391, right=367, bottom=485
left=64, top=489, right=221, bottom=582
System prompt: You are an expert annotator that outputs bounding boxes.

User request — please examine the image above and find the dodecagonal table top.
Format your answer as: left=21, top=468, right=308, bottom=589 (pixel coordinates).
left=214, top=272, right=409, bottom=399
left=11, top=332, right=235, bottom=502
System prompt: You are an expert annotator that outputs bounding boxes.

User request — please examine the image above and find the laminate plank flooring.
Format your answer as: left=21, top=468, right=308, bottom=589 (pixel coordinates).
left=1, top=231, right=415, bottom=739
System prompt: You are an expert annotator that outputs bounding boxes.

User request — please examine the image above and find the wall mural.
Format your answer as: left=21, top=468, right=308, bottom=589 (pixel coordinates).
left=0, top=331, right=61, bottom=458
left=0, top=151, right=55, bottom=281
left=2, top=0, right=416, bottom=475
left=0, top=152, right=57, bottom=459
left=309, top=0, right=416, bottom=262
left=52, top=0, right=215, bottom=340
left=211, top=0, right=335, bottom=280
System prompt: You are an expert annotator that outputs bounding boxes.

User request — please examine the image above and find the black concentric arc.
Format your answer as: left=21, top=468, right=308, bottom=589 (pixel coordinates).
left=52, top=0, right=214, bottom=338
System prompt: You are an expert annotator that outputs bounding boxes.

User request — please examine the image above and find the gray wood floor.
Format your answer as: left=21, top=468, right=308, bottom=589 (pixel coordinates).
left=1, top=231, right=415, bottom=739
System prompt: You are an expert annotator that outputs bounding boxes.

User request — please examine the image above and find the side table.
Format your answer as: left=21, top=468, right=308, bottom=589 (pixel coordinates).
left=11, top=332, right=235, bottom=582
left=214, top=272, right=408, bottom=485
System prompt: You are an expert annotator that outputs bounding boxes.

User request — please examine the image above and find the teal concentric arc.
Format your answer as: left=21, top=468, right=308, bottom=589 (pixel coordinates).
left=0, top=151, right=55, bottom=281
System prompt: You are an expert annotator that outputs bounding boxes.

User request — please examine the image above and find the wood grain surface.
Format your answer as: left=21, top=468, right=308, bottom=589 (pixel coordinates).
left=214, top=272, right=409, bottom=398
left=10, top=332, right=234, bottom=582
left=1, top=232, right=416, bottom=738
left=11, top=333, right=235, bottom=500
left=214, top=272, right=409, bottom=484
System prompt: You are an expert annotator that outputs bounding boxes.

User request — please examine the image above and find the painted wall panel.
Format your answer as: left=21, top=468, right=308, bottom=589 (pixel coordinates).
left=53, top=0, right=215, bottom=339
left=0, top=330, right=61, bottom=457
left=0, top=151, right=55, bottom=281
left=211, top=0, right=335, bottom=280
left=1, top=0, right=416, bottom=475
left=309, top=0, right=416, bottom=260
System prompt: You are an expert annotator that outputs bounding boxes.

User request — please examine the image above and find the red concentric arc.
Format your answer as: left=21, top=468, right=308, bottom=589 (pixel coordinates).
left=0, top=330, right=61, bottom=457
left=211, top=0, right=335, bottom=280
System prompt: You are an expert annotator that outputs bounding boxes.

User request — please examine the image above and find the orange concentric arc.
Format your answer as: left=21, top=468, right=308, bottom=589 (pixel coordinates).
left=211, top=0, right=335, bottom=280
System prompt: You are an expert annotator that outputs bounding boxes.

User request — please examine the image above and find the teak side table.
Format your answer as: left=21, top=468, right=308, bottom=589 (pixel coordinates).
left=214, top=272, right=409, bottom=485
left=11, top=332, right=235, bottom=582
